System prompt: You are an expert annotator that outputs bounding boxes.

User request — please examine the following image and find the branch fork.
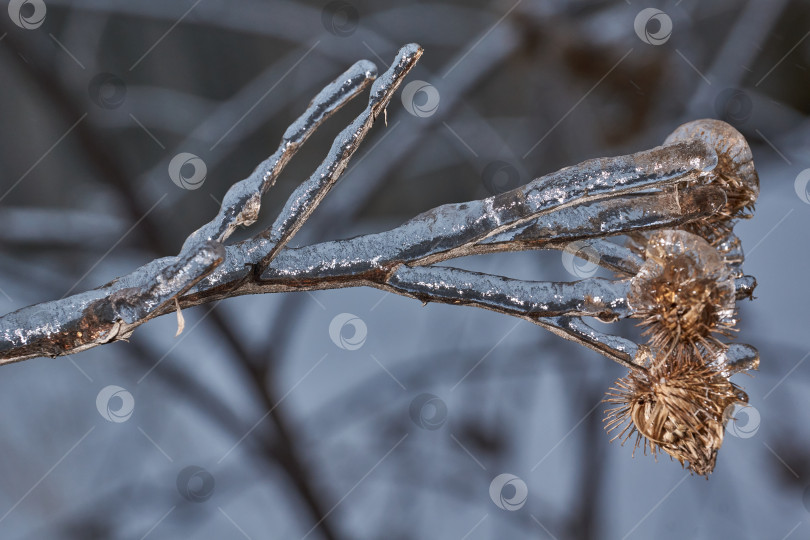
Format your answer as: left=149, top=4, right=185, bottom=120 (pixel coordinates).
left=0, top=44, right=760, bottom=388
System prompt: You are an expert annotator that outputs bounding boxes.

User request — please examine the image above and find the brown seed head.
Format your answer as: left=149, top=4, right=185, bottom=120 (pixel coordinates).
left=628, top=230, right=736, bottom=356
left=604, top=351, right=747, bottom=477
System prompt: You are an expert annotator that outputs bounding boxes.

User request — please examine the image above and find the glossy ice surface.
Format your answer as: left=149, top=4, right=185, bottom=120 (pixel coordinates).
left=0, top=45, right=759, bottom=381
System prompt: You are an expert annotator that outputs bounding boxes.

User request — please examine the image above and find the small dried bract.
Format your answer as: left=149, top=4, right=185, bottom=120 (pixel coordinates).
left=628, top=230, right=736, bottom=357
left=604, top=351, right=747, bottom=476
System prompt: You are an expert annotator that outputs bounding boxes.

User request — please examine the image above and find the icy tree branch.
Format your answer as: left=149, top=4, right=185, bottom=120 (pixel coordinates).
left=0, top=44, right=759, bottom=371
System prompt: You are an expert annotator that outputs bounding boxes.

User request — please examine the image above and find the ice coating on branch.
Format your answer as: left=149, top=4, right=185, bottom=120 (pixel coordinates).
left=180, top=59, right=377, bottom=252
left=488, top=184, right=726, bottom=247
left=388, top=265, right=631, bottom=319
left=257, top=44, right=423, bottom=267
left=628, top=230, right=736, bottom=356
left=256, top=184, right=724, bottom=283
left=714, top=231, right=746, bottom=278
left=0, top=36, right=763, bottom=394
left=538, top=316, right=642, bottom=369
left=408, top=139, right=717, bottom=266
left=0, top=242, right=224, bottom=360
left=710, top=342, right=760, bottom=377
left=285, top=59, right=377, bottom=142
left=109, top=240, right=225, bottom=324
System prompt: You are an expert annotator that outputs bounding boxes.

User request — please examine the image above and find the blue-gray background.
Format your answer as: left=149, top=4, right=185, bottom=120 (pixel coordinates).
left=0, top=0, right=808, bottom=539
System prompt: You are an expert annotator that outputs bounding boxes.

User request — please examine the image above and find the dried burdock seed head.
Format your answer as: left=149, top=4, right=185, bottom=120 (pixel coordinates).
left=604, top=351, right=747, bottom=477
left=627, top=230, right=736, bottom=356
left=664, top=119, right=759, bottom=243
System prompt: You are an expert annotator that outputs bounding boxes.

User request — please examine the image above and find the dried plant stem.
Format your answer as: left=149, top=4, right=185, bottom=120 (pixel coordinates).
left=0, top=44, right=759, bottom=375
left=181, top=59, right=378, bottom=250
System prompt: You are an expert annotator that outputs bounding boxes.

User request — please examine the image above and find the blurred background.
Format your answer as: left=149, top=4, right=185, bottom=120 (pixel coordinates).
left=0, top=0, right=809, bottom=538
